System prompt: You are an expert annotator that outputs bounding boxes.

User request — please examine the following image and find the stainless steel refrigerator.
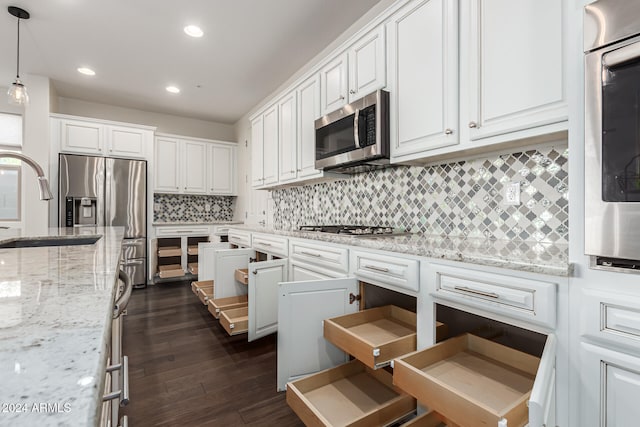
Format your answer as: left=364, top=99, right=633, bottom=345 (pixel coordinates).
left=59, top=154, right=147, bottom=288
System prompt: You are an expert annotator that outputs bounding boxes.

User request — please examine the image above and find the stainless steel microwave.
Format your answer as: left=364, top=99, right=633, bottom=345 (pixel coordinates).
left=315, top=89, right=389, bottom=173
left=585, top=0, right=640, bottom=271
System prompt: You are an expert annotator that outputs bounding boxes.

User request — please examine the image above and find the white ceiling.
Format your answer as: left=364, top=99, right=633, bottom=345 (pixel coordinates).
left=0, top=0, right=381, bottom=124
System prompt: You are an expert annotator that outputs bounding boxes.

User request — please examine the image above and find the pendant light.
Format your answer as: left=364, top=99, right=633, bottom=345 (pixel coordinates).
left=7, top=6, right=30, bottom=106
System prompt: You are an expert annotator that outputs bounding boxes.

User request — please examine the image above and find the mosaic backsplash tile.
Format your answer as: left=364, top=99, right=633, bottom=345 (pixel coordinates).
left=154, top=194, right=234, bottom=222
left=272, top=146, right=569, bottom=244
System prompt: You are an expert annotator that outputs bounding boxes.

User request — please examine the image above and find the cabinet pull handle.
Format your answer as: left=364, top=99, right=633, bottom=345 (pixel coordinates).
left=444, top=128, right=453, bottom=135
left=453, top=286, right=499, bottom=299
left=255, top=241, right=272, bottom=246
left=339, top=95, right=345, bottom=100
left=297, top=169, right=302, bottom=172
left=353, top=108, right=361, bottom=148
left=468, top=121, right=478, bottom=129
left=301, top=250, right=322, bottom=258
left=364, top=264, right=389, bottom=273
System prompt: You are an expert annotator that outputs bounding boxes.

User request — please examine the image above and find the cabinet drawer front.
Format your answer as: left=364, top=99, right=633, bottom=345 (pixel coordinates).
left=289, top=240, right=349, bottom=273
left=251, top=233, right=288, bottom=257
left=156, top=226, right=210, bottom=237
left=582, top=289, right=640, bottom=348
left=429, top=263, right=557, bottom=328
left=351, top=250, right=419, bottom=293
left=228, top=229, right=251, bottom=247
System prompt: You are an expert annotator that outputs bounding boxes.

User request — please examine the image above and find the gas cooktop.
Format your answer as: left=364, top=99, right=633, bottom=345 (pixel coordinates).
left=298, top=225, right=406, bottom=236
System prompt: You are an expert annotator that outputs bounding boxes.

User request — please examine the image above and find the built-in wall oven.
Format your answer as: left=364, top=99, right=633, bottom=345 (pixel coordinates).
left=584, top=0, right=640, bottom=271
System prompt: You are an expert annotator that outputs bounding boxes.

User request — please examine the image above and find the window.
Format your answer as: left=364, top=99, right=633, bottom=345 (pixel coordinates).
left=0, top=112, right=23, bottom=222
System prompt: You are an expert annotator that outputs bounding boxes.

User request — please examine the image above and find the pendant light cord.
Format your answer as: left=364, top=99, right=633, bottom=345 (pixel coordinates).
left=16, top=16, right=21, bottom=79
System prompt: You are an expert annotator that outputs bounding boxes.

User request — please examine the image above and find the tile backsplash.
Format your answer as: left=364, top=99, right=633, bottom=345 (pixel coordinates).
left=272, top=146, right=569, bottom=244
left=154, top=194, right=234, bottom=222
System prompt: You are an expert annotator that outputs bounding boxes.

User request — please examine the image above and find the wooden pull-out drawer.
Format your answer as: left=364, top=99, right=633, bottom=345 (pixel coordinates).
left=351, top=250, right=419, bottom=293
left=220, top=306, right=249, bottom=336
left=207, top=295, right=248, bottom=319
left=400, top=411, right=447, bottom=427
left=188, top=262, right=198, bottom=275
left=290, top=240, right=349, bottom=274
left=187, top=245, right=198, bottom=255
left=158, top=264, right=184, bottom=278
left=287, top=359, right=416, bottom=427
left=252, top=233, right=288, bottom=257
left=158, top=246, right=181, bottom=257
left=234, top=268, right=249, bottom=285
left=197, top=284, right=214, bottom=305
left=429, top=263, right=557, bottom=329
left=191, top=280, right=213, bottom=296
left=394, top=333, right=543, bottom=427
left=324, top=306, right=418, bottom=369
left=228, top=229, right=251, bottom=247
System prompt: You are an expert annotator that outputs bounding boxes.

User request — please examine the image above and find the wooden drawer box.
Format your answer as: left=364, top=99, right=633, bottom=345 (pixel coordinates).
left=158, top=246, right=181, bottom=257
left=197, top=284, right=214, bottom=305
left=324, top=306, right=417, bottom=369
left=220, top=306, right=249, bottom=336
left=287, top=359, right=415, bottom=427
left=208, top=295, right=248, bottom=319
left=187, top=245, right=198, bottom=255
left=158, top=264, right=184, bottom=278
left=400, top=411, right=446, bottom=427
left=235, top=268, right=249, bottom=285
left=191, top=280, right=213, bottom=296
left=393, top=334, right=541, bottom=427
left=188, top=262, right=198, bottom=275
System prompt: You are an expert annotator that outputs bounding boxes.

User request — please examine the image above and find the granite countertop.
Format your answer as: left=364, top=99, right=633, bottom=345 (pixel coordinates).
left=0, top=226, right=124, bottom=427
left=152, top=221, right=243, bottom=226
left=231, top=225, right=571, bottom=277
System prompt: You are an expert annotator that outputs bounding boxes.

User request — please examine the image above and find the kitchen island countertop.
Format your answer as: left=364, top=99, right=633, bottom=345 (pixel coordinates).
left=0, top=226, right=124, bottom=427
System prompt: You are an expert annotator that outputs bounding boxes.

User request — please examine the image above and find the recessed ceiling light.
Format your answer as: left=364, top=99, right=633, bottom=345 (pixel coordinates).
left=77, top=67, right=96, bottom=76
left=166, top=86, right=180, bottom=94
left=184, top=25, right=203, bottom=38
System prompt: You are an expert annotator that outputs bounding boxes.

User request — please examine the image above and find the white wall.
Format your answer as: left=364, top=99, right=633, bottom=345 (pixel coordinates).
left=56, top=97, right=236, bottom=141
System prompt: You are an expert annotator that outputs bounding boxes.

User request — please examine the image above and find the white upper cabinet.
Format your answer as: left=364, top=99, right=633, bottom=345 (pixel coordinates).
left=154, top=137, right=181, bottom=193
left=463, top=0, right=566, bottom=141
left=320, top=53, right=349, bottom=116
left=54, top=115, right=152, bottom=159
left=250, top=115, right=265, bottom=187
left=154, top=134, right=237, bottom=195
left=182, top=141, right=207, bottom=194
left=208, top=143, right=236, bottom=195
left=388, top=0, right=459, bottom=162
left=296, top=74, right=322, bottom=179
left=262, top=105, right=279, bottom=186
left=348, top=25, right=387, bottom=103
left=278, top=91, right=298, bottom=183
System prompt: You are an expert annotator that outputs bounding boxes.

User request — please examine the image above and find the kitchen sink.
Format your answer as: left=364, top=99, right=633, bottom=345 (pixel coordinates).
left=0, top=236, right=102, bottom=248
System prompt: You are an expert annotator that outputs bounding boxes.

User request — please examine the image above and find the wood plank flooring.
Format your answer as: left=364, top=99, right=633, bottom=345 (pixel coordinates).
left=120, top=281, right=304, bottom=426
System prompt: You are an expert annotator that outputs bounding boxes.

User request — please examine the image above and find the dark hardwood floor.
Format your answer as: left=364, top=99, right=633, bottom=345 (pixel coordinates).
left=121, top=281, right=304, bottom=426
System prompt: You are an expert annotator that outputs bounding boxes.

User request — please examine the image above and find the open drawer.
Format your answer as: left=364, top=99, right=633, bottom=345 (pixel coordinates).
left=400, top=411, right=447, bottom=427
left=393, top=333, right=557, bottom=427
left=158, top=264, right=184, bottom=278
left=197, top=283, right=214, bottom=305
left=188, top=262, right=198, bottom=275
left=219, top=306, right=249, bottom=336
left=187, top=245, right=198, bottom=255
left=234, top=268, right=249, bottom=285
left=158, top=246, right=181, bottom=257
left=287, top=359, right=416, bottom=427
left=207, top=295, right=248, bottom=319
left=324, top=305, right=425, bottom=369
left=191, top=280, right=213, bottom=296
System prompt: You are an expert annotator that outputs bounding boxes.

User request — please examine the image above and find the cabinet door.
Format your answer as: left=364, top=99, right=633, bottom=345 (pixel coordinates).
left=581, top=342, right=640, bottom=427
left=209, top=144, right=236, bottom=195
left=198, top=242, right=231, bottom=281
left=182, top=141, right=207, bottom=194
left=214, top=248, right=254, bottom=299
left=320, top=52, right=349, bottom=116
left=59, top=119, right=104, bottom=155
left=465, top=0, right=566, bottom=140
left=296, top=74, right=322, bottom=179
left=250, top=115, right=265, bottom=187
left=278, top=92, right=298, bottom=183
left=248, top=258, right=288, bottom=342
left=388, top=0, right=459, bottom=161
left=154, top=137, right=181, bottom=193
left=262, top=105, right=279, bottom=186
left=277, top=278, right=359, bottom=391
left=106, top=125, right=148, bottom=159
left=348, top=25, right=386, bottom=103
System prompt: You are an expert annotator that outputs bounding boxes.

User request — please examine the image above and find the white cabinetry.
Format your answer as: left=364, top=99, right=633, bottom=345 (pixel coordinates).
left=296, top=74, right=322, bottom=180
left=250, top=115, right=264, bottom=187
left=387, top=0, right=459, bottom=162
left=278, top=91, right=297, bottom=183
left=154, top=134, right=237, bottom=195
left=320, top=53, right=349, bottom=116
left=251, top=105, right=279, bottom=188
left=52, top=115, right=153, bottom=159
left=463, top=0, right=567, bottom=141
left=348, top=25, right=386, bottom=103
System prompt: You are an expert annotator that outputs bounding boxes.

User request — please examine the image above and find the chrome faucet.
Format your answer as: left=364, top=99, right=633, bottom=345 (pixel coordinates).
left=0, top=151, right=53, bottom=200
